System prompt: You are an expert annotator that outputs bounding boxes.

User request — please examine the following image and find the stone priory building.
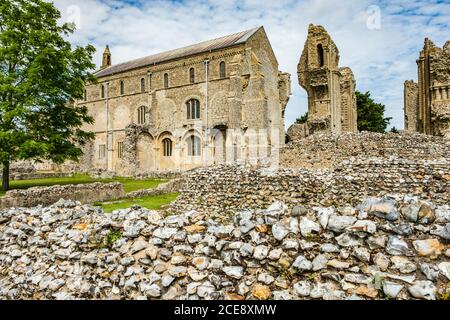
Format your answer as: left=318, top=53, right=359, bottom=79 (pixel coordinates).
left=77, top=27, right=291, bottom=175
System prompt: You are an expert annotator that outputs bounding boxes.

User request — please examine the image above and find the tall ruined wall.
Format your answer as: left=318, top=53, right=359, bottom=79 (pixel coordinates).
left=407, top=38, right=450, bottom=137
left=404, top=81, right=419, bottom=132
left=339, top=67, right=357, bottom=132
left=297, top=24, right=357, bottom=135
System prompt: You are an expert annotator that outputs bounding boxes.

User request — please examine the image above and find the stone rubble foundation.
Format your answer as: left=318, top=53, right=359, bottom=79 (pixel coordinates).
left=0, top=196, right=448, bottom=300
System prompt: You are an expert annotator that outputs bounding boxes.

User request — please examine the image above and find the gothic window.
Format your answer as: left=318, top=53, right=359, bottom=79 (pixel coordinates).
left=117, top=141, right=124, bottom=158
left=163, top=138, right=173, bottom=157
left=186, top=99, right=200, bottom=120
left=141, top=78, right=145, bottom=93
left=187, top=135, right=201, bottom=156
left=137, top=106, right=147, bottom=124
left=99, top=144, right=106, bottom=159
left=101, top=85, right=105, bottom=98
left=220, top=61, right=226, bottom=78
left=120, top=80, right=124, bottom=95
left=164, top=73, right=169, bottom=89
left=189, top=68, right=195, bottom=84
left=317, top=44, right=324, bottom=67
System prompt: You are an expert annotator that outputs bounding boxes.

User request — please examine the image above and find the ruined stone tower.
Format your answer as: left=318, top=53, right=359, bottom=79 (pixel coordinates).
left=297, top=24, right=357, bottom=134
left=404, top=38, right=450, bottom=137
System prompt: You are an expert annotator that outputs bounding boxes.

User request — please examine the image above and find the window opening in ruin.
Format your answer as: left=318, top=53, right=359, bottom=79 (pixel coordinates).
left=189, top=68, right=195, bottom=84
left=220, top=61, right=226, bottom=78
left=99, top=144, right=106, bottom=159
left=317, top=44, right=324, bottom=67
left=141, top=78, right=145, bottom=92
left=101, top=85, right=105, bottom=98
left=163, top=138, right=173, bottom=157
left=186, top=99, right=200, bottom=119
left=120, top=80, right=124, bottom=95
left=137, top=106, right=147, bottom=124
left=117, top=141, right=124, bottom=158
left=187, top=135, right=201, bottom=156
left=164, top=73, right=169, bottom=89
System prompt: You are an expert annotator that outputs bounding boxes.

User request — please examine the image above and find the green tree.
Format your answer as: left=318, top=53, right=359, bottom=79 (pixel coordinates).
left=356, top=91, right=391, bottom=133
left=295, top=112, right=308, bottom=124
left=390, top=126, right=399, bottom=133
left=0, top=0, right=96, bottom=191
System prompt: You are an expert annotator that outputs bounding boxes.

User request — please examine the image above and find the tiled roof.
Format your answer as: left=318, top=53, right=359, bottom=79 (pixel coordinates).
left=95, top=27, right=261, bottom=78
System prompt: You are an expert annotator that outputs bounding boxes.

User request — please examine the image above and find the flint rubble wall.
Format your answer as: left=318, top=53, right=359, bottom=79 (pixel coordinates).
left=0, top=182, right=124, bottom=209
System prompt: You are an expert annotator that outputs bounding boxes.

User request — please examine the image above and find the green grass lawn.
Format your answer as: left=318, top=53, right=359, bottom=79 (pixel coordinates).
left=95, top=192, right=179, bottom=213
left=0, top=174, right=168, bottom=197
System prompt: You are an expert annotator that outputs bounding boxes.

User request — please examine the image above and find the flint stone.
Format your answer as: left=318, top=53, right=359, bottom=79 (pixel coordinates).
left=408, top=281, right=436, bottom=300
left=299, top=217, right=320, bottom=236
left=382, top=281, right=404, bottom=298
left=223, top=266, right=244, bottom=279
left=369, top=199, right=399, bottom=221
left=385, top=236, right=414, bottom=256
left=327, top=215, right=357, bottom=233
left=293, top=281, right=311, bottom=297
left=292, top=255, right=312, bottom=271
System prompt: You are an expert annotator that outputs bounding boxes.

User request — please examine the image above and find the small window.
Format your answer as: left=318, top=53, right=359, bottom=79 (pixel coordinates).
left=99, top=144, right=106, bottom=159
left=164, top=73, right=169, bottom=89
left=141, top=78, right=145, bottom=93
left=187, top=135, right=201, bottom=156
left=189, top=68, right=195, bottom=84
left=220, top=61, right=226, bottom=78
left=186, top=99, right=200, bottom=120
left=101, top=85, right=105, bottom=98
left=317, top=44, right=324, bottom=67
left=84, top=89, right=87, bottom=101
left=120, top=80, right=124, bottom=95
left=117, top=141, right=124, bottom=158
left=137, top=106, right=146, bottom=124
left=163, top=138, right=173, bottom=157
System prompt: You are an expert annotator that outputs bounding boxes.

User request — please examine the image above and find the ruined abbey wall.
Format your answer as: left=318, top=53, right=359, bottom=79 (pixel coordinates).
left=296, top=24, right=357, bottom=135
left=404, top=39, right=450, bottom=137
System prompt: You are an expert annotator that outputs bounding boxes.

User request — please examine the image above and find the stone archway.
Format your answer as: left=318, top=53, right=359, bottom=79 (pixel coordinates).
left=136, top=133, right=154, bottom=170
left=211, top=125, right=227, bottom=164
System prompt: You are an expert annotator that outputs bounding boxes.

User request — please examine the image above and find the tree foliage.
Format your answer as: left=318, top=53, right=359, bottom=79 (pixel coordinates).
left=0, top=0, right=96, bottom=190
left=356, top=91, right=391, bottom=133
left=295, top=112, right=308, bottom=124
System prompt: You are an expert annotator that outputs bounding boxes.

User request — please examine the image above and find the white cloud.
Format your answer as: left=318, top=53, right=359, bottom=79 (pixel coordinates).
left=54, top=0, right=450, bottom=130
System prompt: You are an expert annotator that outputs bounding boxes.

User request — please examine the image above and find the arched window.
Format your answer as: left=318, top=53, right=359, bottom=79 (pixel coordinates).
left=141, top=78, right=145, bottom=93
left=220, top=61, right=226, bottom=78
left=164, top=73, right=169, bottom=89
left=189, top=68, right=195, bottom=84
left=317, top=44, right=324, bottom=67
left=186, top=99, right=200, bottom=120
left=187, top=135, right=201, bottom=156
left=163, top=138, right=173, bottom=157
left=120, top=80, right=124, bottom=95
left=137, top=106, right=146, bottom=124
left=101, top=85, right=105, bottom=98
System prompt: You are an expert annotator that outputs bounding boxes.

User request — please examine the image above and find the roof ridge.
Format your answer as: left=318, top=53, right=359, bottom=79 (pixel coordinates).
left=95, top=26, right=262, bottom=77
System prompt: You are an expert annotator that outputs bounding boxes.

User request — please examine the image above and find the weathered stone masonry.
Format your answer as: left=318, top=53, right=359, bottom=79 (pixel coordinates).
left=172, top=159, right=449, bottom=215
left=404, top=38, right=450, bottom=137
left=296, top=24, right=357, bottom=135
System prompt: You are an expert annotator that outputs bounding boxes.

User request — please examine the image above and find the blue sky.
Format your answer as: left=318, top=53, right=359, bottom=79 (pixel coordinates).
left=55, top=0, right=450, bottom=130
